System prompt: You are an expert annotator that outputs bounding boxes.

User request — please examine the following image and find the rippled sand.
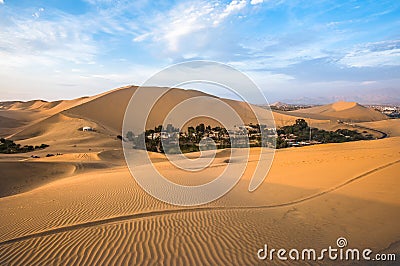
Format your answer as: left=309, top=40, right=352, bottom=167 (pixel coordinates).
left=1, top=137, right=399, bottom=265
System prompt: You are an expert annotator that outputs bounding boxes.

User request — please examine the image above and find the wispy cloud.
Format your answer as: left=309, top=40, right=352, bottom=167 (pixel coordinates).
left=340, top=40, right=400, bottom=67
left=0, top=3, right=146, bottom=69
left=0, top=13, right=97, bottom=67
left=214, top=0, right=247, bottom=25
left=133, top=1, right=251, bottom=52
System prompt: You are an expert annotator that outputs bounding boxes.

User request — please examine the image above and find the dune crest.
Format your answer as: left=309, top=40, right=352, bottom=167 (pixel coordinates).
left=331, top=101, right=357, bottom=111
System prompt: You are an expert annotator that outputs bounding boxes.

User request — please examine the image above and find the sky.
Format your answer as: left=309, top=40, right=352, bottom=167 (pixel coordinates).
left=0, top=0, right=399, bottom=104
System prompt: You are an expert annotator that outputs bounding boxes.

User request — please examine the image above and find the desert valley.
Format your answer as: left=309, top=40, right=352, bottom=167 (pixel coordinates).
left=0, top=86, right=399, bottom=265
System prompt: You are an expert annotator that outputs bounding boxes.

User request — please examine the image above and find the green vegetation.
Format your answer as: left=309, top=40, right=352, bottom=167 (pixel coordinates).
left=276, top=119, right=374, bottom=148
left=0, top=138, right=49, bottom=154
left=125, top=123, right=275, bottom=154
left=124, top=119, right=374, bottom=153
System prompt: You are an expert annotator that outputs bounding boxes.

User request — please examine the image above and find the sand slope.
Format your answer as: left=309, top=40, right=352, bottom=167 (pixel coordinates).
left=290, top=101, right=388, bottom=122
left=10, top=113, right=120, bottom=154
left=0, top=161, right=76, bottom=197
left=63, top=87, right=137, bottom=134
left=358, top=119, right=400, bottom=137
left=0, top=97, right=98, bottom=138
left=64, top=87, right=275, bottom=132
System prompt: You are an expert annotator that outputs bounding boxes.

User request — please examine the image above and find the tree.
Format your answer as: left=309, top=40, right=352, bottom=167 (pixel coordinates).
left=196, top=123, right=205, bottom=134
left=276, top=137, right=288, bottom=148
left=295, top=119, right=308, bottom=130
left=155, top=125, right=162, bottom=133
left=188, top=126, right=195, bottom=136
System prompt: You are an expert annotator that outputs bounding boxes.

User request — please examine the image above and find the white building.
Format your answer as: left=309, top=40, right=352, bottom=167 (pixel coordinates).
left=82, top=126, right=93, bottom=131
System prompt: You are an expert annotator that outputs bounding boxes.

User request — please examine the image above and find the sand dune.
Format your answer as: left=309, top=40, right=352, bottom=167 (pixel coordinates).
left=0, top=109, right=44, bottom=138
left=0, top=97, right=94, bottom=114
left=272, top=110, right=333, bottom=128
left=290, top=101, right=388, bottom=122
left=0, top=97, right=98, bottom=138
left=358, top=119, right=400, bottom=137
left=0, top=154, right=111, bottom=198
left=0, top=115, right=25, bottom=137
left=63, top=87, right=137, bottom=134
left=0, top=161, right=76, bottom=197
left=10, top=113, right=120, bottom=156
left=1, top=100, right=50, bottom=111
left=64, top=86, right=272, bottom=132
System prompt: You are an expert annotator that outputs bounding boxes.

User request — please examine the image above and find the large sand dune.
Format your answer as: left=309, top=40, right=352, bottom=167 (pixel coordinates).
left=290, top=101, right=388, bottom=122
left=64, top=86, right=277, bottom=132
left=10, top=113, right=121, bottom=155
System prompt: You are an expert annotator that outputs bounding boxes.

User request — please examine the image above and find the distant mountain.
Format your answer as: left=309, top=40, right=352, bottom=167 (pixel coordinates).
left=270, top=101, right=286, bottom=107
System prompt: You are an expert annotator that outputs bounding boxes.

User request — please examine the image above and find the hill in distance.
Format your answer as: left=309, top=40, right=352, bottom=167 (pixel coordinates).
left=289, top=101, right=388, bottom=122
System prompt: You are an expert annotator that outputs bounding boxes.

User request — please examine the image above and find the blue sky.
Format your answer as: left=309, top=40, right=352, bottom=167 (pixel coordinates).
left=0, top=0, right=399, bottom=104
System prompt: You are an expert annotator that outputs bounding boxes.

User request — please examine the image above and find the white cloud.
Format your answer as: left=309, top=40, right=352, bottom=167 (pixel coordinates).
left=0, top=4, right=145, bottom=69
left=0, top=16, right=98, bottom=67
left=214, top=0, right=247, bottom=25
left=134, top=1, right=250, bottom=52
left=340, top=40, right=400, bottom=67
left=0, top=0, right=4, bottom=4
left=250, top=0, right=264, bottom=5
left=160, top=2, right=216, bottom=51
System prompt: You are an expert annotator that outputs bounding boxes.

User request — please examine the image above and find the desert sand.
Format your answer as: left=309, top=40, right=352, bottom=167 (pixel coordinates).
left=0, top=87, right=399, bottom=265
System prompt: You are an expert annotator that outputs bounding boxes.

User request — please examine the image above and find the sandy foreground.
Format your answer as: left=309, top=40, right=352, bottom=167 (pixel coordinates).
left=0, top=137, right=399, bottom=265
left=0, top=89, right=399, bottom=265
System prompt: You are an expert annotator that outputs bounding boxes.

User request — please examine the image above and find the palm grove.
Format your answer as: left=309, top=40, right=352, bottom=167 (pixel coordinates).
left=124, top=119, right=374, bottom=153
